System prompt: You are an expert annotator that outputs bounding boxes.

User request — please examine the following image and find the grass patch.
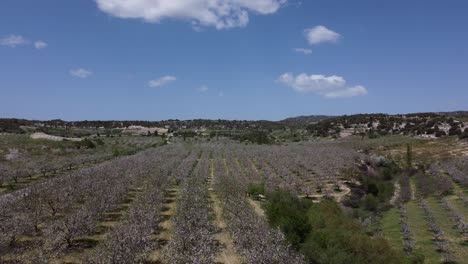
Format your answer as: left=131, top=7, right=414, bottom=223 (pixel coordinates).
left=406, top=201, right=441, bottom=264
left=247, top=182, right=265, bottom=199
left=446, top=196, right=468, bottom=220
left=426, top=197, right=468, bottom=263
left=381, top=207, right=404, bottom=251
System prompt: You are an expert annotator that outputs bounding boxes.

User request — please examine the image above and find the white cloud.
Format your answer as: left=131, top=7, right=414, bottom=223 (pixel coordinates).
left=304, top=25, right=341, bottom=45
left=198, top=85, right=209, bottom=92
left=34, top=41, right=47, bottom=49
left=0, top=35, right=28, bottom=48
left=70, top=68, right=93, bottom=79
left=293, top=48, right=312, bottom=55
left=278, top=72, right=367, bottom=98
left=95, top=0, right=286, bottom=30
left=323, top=85, right=367, bottom=98
left=148, top=75, right=176, bottom=88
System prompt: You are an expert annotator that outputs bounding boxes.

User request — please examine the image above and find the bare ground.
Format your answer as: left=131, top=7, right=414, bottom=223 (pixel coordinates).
left=147, top=187, right=179, bottom=263
left=248, top=198, right=266, bottom=218
left=300, top=181, right=352, bottom=203
left=30, top=132, right=83, bottom=142
left=209, top=159, right=242, bottom=264
left=390, top=182, right=401, bottom=205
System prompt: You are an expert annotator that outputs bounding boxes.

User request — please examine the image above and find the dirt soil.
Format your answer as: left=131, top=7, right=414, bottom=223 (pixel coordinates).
left=147, top=187, right=179, bottom=263
left=30, top=132, right=83, bottom=142
left=301, top=181, right=352, bottom=203
left=209, top=159, right=242, bottom=264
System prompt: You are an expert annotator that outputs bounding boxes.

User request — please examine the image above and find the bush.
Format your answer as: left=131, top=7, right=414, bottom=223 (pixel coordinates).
left=460, top=129, right=468, bottom=139
left=82, top=138, right=96, bottom=149
left=264, top=192, right=410, bottom=264
left=265, top=190, right=312, bottom=248
left=247, top=182, right=265, bottom=198
left=448, top=127, right=462, bottom=136
left=344, top=160, right=397, bottom=213
left=233, top=130, right=273, bottom=144
left=95, top=138, right=105, bottom=146
left=73, top=138, right=96, bottom=149
left=363, top=194, right=379, bottom=211
left=435, top=131, right=446, bottom=137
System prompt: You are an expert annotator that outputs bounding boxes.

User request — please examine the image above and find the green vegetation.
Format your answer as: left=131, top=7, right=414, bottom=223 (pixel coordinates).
left=247, top=182, right=265, bottom=198
left=306, top=113, right=468, bottom=139
left=74, top=138, right=97, bottom=149
left=343, top=160, right=399, bottom=215
left=232, top=130, right=273, bottom=144
left=264, top=190, right=414, bottom=264
left=381, top=207, right=404, bottom=251
left=405, top=201, right=441, bottom=264
left=406, top=143, right=413, bottom=169
left=425, top=197, right=468, bottom=262
left=265, top=190, right=312, bottom=248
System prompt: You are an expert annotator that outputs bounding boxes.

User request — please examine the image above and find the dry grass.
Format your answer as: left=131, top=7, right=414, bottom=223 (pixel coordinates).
left=380, top=137, right=468, bottom=165
left=147, top=187, right=179, bottom=262
left=248, top=199, right=266, bottom=218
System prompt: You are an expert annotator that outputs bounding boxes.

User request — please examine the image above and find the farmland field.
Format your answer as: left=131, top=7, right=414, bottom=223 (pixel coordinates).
left=1, top=130, right=466, bottom=263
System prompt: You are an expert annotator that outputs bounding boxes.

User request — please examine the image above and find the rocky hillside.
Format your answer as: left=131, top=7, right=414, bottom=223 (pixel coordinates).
left=279, top=115, right=334, bottom=127
left=305, top=112, right=468, bottom=139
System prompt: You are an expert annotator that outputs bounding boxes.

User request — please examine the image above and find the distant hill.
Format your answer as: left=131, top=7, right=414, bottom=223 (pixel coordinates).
left=435, top=111, right=468, bottom=118
left=1, top=111, right=467, bottom=138
left=280, top=115, right=334, bottom=127
left=304, top=112, right=468, bottom=139
left=0, top=118, right=286, bottom=134
left=280, top=111, right=468, bottom=128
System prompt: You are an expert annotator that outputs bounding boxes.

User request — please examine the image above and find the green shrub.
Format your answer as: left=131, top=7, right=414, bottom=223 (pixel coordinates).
left=73, top=138, right=96, bottom=149
left=460, top=129, right=468, bottom=139
left=111, top=145, right=135, bottom=157
left=247, top=182, right=265, bottom=198
left=265, top=190, right=312, bottom=248
left=95, top=138, right=105, bottom=146
left=264, top=190, right=410, bottom=264
left=363, top=194, right=379, bottom=211
left=82, top=138, right=96, bottom=149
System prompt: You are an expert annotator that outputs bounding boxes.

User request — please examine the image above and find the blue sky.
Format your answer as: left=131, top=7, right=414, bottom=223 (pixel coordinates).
left=1, top=0, right=467, bottom=121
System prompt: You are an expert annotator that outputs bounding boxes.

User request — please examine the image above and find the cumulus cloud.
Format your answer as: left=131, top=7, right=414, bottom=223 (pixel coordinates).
left=278, top=72, right=367, bottom=98
left=70, top=68, right=93, bottom=79
left=95, top=0, right=286, bottom=29
left=305, top=25, right=341, bottom=45
left=0, top=35, right=28, bottom=48
left=293, top=48, right=312, bottom=55
left=34, top=41, right=48, bottom=49
left=148, top=75, right=177, bottom=88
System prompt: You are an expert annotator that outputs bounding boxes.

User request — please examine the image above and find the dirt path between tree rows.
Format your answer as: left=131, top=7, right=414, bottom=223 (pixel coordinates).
left=147, top=186, right=179, bottom=263
left=209, top=159, right=242, bottom=264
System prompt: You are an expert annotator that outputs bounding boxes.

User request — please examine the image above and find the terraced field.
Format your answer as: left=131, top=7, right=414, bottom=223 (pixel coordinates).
left=381, top=161, right=468, bottom=264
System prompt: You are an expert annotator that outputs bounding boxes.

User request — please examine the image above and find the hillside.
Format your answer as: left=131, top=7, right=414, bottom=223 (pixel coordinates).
left=279, top=115, right=334, bottom=127
left=304, top=112, right=468, bottom=139
left=2, top=111, right=468, bottom=141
